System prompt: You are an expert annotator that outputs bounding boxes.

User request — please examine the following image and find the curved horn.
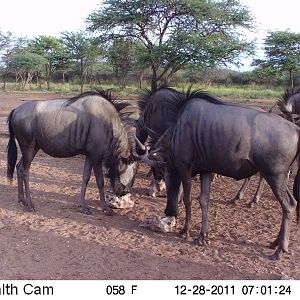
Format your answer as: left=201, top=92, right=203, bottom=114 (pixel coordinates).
left=135, top=135, right=147, bottom=152
left=132, top=135, right=149, bottom=161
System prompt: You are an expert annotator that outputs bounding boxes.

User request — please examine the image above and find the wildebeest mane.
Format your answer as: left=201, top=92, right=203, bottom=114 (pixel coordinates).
left=181, top=87, right=225, bottom=106
left=66, top=88, right=136, bottom=157
left=277, top=88, right=300, bottom=113
left=137, top=86, right=181, bottom=113
left=66, top=88, right=130, bottom=113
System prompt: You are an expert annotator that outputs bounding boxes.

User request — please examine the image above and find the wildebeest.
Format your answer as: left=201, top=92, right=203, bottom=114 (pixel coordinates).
left=7, top=90, right=138, bottom=215
left=277, top=88, right=300, bottom=125
left=144, top=90, right=300, bottom=260
left=136, top=87, right=267, bottom=204
left=136, top=87, right=183, bottom=197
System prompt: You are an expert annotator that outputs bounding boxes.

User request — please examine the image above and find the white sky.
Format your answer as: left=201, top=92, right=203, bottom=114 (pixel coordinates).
left=0, top=0, right=300, bottom=69
left=0, top=0, right=100, bottom=38
left=238, top=0, right=300, bottom=69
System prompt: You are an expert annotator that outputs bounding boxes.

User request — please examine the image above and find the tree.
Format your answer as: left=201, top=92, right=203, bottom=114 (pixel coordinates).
left=253, top=31, right=300, bottom=89
left=28, top=35, right=67, bottom=89
left=61, top=31, right=101, bottom=93
left=107, top=38, right=136, bottom=89
left=0, top=36, right=29, bottom=90
left=87, top=0, right=254, bottom=91
left=7, top=51, right=46, bottom=90
left=0, top=31, right=12, bottom=51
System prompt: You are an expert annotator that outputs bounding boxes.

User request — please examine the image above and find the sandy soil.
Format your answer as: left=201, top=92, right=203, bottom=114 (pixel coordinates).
left=0, top=91, right=299, bottom=280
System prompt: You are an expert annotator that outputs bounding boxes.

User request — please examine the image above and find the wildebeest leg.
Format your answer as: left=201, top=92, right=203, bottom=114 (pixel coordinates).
left=193, top=172, right=213, bottom=245
left=149, top=167, right=166, bottom=197
left=179, top=171, right=193, bottom=239
left=230, top=177, right=251, bottom=204
left=247, top=175, right=265, bottom=207
left=79, top=157, right=92, bottom=214
left=16, top=158, right=25, bottom=206
left=164, top=168, right=181, bottom=218
left=17, top=146, right=39, bottom=211
left=264, top=174, right=296, bottom=260
left=92, top=159, right=113, bottom=216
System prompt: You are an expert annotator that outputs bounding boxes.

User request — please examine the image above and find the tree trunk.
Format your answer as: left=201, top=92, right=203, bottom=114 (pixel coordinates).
left=36, top=70, right=41, bottom=89
left=62, top=72, right=65, bottom=85
left=289, top=69, right=294, bottom=91
left=151, top=65, right=158, bottom=92
left=138, top=69, right=145, bottom=89
left=46, top=64, right=50, bottom=90
left=2, top=74, right=6, bottom=91
left=80, top=58, right=84, bottom=94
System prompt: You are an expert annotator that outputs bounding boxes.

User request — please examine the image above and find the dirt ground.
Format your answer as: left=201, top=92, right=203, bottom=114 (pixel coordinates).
left=0, top=91, right=299, bottom=280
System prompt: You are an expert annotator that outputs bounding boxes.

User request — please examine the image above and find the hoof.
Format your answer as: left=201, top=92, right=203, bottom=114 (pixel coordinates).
left=229, top=198, right=238, bottom=206
left=192, top=238, right=204, bottom=246
left=22, top=202, right=36, bottom=212
left=102, top=206, right=114, bottom=216
left=81, top=207, right=92, bottom=215
left=246, top=200, right=256, bottom=208
left=178, top=229, right=190, bottom=240
left=192, top=234, right=209, bottom=246
left=24, top=206, right=35, bottom=212
left=269, top=248, right=288, bottom=261
left=269, top=240, right=279, bottom=249
left=269, top=253, right=280, bottom=261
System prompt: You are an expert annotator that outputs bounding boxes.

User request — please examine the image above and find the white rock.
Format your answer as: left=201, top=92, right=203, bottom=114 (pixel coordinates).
left=139, top=216, right=176, bottom=233
left=106, top=194, right=134, bottom=209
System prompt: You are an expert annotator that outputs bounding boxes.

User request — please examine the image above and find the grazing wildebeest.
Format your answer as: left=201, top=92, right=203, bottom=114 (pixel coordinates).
left=7, top=90, right=138, bottom=215
left=136, top=87, right=267, bottom=204
left=143, top=90, right=300, bottom=260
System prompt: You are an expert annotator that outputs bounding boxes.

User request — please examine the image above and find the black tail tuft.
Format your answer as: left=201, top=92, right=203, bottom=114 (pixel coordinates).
left=6, top=110, right=17, bottom=181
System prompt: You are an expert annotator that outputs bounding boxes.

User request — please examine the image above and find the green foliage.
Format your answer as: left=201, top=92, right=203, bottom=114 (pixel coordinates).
left=253, top=31, right=300, bottom=89
left=0, top=31, right=12, bottom=50
left=6, top=51, right=47, bottom=89
left=61, top=30, right=102, bottom=92
left=106, top=38, right=146, bottom=89
left=86, top=0, right=255, bottom=90
left=28, top=35, right=68, bottom=89
left=8, top=52, right=46, bottom=71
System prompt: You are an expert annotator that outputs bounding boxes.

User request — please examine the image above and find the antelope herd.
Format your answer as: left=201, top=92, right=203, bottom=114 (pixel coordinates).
left=5, top=87, right=300, bottom=260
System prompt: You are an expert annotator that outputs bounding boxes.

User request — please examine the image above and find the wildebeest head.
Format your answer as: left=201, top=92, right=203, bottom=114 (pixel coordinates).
left=135, top=87, right=184, bottom=151
left=135, top=128, right=172, bottom=176
left=277, top=88, right=300, bottom=125
left=107, top=153, right=138, bottom=196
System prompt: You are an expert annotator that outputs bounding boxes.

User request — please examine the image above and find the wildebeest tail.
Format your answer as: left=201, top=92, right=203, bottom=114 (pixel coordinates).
left=6, top=110, right=17, bottom=181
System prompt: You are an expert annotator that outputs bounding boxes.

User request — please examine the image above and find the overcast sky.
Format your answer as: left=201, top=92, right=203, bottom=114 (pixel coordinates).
left=0, top=0, right=300, bottom=70
left=0, top=0, right=100, bottom=37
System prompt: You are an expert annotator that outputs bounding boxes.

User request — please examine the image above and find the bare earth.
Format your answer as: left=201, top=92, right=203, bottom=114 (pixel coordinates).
left=0, top=91, right=299, bottom=280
